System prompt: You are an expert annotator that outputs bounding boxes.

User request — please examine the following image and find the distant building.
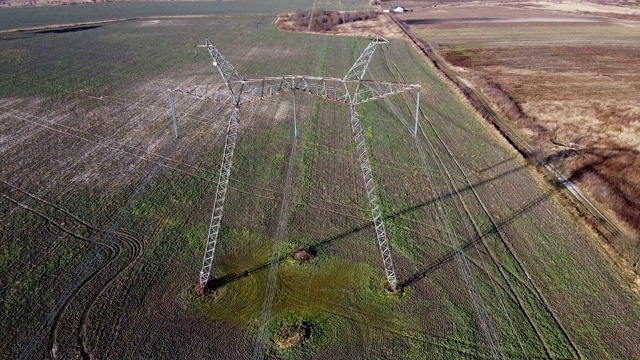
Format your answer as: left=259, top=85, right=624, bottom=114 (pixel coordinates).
left=383, top=5, right=411, bottom=13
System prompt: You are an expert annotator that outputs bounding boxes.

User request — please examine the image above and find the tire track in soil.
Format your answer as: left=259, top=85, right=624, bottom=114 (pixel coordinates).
left=0, top=187, right=139, bottom=360
left=385, top=48, right=579, bottom=357
left=0, top=183, right=121, bottom=360
left=77, top=230, right=142, bottom=360
left=103, top=98, right=221, bottom=346
left=91, top=211, right=170, bottom=360
left=375, top=50, right=502, bottom=358
left=3, top=94, right=178, bottom=358
left=381, top=87, right=529, bottom=356
left=379, top=48, right=529, bottom=356
left=3, top=49, right=229, bottom=355
left=393, top=215, right=553, bottom=313
left=414, top=123, right=534, bottom=358
left=85, top=102, right=258, bottom=358
left=5, top=140, right=175, bottom=359
left=391, top=86, right=543, bottom=356
left=71, top=140, right=178, bottom=359
left=412, top=124, right=503, bottom=359
left=251, top=136, right=298, bottom=360
left=420, top=119, right=582, bottom=358
left=0, top=185, right=116, bottom=254
left=382, top=43, right=580, bottom=358
left=389, top=219, right=527, bottom=299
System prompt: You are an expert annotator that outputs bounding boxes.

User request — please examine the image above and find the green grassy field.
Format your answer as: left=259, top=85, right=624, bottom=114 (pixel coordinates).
left=0, top=0, right=371, bottom=31
left=1, top=8, right=639, bottom=360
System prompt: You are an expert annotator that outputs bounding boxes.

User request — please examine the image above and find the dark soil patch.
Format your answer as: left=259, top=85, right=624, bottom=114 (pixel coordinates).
left=192, top=281, right=219, bottom=300
left=36, top=25, right=101, bottom=34
left=386, top=283, right=403, bottom=296
left=274, top=321, right=311, bottom=350
left=291, top=248, right=316, bottom=264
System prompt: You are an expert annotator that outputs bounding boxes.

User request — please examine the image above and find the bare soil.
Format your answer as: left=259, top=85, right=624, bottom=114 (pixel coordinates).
left=192, top=283, right=219, bottom=299
left=274, top=322, right=310, bottom=350
left=401, top=4, right=640, bottom=271
left=291, top=248, right=315, bottom=263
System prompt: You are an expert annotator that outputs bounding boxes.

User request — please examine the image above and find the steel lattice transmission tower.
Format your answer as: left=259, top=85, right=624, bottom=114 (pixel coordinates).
left=169, top=36, right=421, bottom=292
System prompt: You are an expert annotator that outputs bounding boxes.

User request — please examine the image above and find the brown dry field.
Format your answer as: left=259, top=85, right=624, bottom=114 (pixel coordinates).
left=400, top=3, right=640, bottom=272
left=380, top=0, right=640, bottom=15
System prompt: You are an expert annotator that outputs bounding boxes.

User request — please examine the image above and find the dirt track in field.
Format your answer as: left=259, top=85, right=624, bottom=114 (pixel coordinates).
left=3, top=12, right=640, bottom=359
left=392, top=4, right=640, bottom=282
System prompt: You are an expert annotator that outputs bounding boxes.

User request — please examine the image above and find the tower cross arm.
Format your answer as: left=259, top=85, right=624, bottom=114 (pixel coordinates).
left=223, top=76, right=348, bottom=105
left=219, top=76, right=419, bottom=105
left=170, top=85, right=235, bottom=105
left=197, top=38, right=245, bottom=84
left=196, top=38, right=252, bottom=104
left=352, top=82, right=421, bottom=104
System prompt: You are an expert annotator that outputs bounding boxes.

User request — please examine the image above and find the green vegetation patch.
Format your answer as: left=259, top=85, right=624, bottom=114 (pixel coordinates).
left=0, top=0, right=373, bottom=32
left=193, top=231, right=414, bottom=354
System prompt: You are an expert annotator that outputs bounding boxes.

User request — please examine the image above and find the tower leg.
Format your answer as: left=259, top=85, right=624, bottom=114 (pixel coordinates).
left=199, top=107, right=241, bottom=288
left=350, top=104, right=398, bottom=292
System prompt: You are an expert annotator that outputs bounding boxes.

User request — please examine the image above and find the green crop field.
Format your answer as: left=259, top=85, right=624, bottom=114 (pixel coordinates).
left=1, top=4, right=639, bottom=359
left=0, top=0, right=371, bottom=31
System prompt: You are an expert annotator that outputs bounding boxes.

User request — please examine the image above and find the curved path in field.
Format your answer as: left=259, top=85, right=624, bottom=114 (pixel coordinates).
left=2, top=140, right=175, bottom=359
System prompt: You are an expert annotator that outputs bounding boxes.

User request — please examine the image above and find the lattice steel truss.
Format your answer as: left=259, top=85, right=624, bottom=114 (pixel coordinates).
left=171, top=75, right=419, bottom=106
left=169, top=36, right=420, bottom=292
left=199, top=107, right=240, bottom=287
left=350, top=104, right=397, bottom=290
